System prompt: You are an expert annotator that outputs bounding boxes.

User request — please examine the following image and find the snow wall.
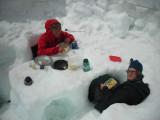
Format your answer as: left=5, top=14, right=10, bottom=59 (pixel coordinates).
left=0, top=0, right=160, bottom=22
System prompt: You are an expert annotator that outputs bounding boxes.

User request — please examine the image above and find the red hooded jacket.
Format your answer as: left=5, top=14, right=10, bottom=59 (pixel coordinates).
left=37, top=19, right=75, bottom=56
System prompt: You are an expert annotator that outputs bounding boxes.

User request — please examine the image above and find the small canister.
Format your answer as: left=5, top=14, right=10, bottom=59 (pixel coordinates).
left=24, top=76, right=33, bottom=86
left=40, top=61, right=45, bottom=69
left=83, top=59, right=90, bottom=72
left=72, top=41, right=78, bottom=49
left=40, top=64, right=44, bottom=69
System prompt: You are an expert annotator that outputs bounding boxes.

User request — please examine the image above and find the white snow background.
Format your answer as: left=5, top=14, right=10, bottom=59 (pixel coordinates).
left=0, top=0, right=160, bottom=120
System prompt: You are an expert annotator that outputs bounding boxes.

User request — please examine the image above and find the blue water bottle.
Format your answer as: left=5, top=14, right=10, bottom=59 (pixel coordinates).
left=72, top=41, right=78, bottom=49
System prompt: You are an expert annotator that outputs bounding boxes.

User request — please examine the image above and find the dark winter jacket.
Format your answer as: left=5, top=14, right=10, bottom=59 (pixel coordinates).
left=37, top=19, right=75, bottom=56
left=88, top=74, right=150, bottom=113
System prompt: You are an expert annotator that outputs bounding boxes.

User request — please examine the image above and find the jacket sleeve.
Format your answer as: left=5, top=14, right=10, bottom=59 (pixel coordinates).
left=37, top=35, right=60, bottom=56
left=61, top=31, right=75, bottom=43
left=95, top=86, right=133, bottom=113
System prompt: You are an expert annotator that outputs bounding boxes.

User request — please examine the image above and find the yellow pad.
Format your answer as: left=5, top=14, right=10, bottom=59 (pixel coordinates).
left=104, top=78, right=117, bottom=89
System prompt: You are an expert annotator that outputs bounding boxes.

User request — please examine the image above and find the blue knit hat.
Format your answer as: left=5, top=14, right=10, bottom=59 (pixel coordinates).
left=128, top=59, right=143, bottom=73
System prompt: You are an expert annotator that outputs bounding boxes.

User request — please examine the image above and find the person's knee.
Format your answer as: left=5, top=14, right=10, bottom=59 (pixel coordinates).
left=94, top=87, right=103, bottom=102
left=88, top=86, right=95, bottom=101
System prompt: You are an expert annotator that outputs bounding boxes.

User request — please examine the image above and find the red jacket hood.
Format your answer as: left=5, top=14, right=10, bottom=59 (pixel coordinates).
left=45, top=19, right=60, bottom=32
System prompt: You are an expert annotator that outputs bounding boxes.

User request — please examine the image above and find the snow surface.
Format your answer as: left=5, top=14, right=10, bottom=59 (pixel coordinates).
left=0, top=0, right=160, bottom=120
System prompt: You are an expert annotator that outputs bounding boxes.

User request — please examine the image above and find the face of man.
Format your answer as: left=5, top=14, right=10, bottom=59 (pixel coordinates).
left=127, top=68, right=138, bottom=81
left=52, top=29, right=61, bottom=38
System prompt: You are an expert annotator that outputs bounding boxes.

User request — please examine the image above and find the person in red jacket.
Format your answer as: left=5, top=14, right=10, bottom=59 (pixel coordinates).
left=37, top=19, right=75, bottom=56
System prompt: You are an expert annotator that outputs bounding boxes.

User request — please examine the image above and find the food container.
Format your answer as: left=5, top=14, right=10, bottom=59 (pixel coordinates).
left=57, top=43, right=69, bottom=53
left=34, top=55, right=53, bottom=66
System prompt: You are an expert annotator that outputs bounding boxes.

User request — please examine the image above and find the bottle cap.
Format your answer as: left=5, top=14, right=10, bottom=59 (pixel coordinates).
left=83, top=59, right=88, bottom=63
